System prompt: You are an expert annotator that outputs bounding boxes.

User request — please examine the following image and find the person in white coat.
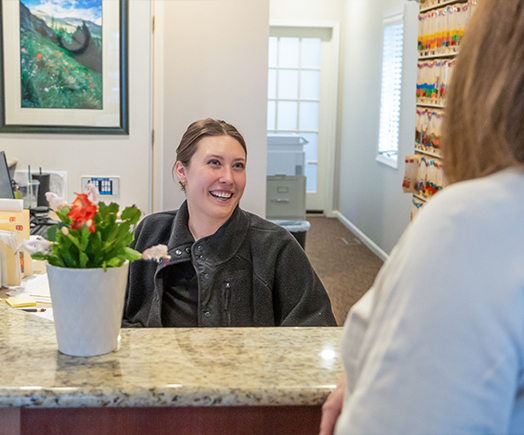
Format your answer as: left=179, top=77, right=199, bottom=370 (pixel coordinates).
left=320, top=1, right=524, bottom=434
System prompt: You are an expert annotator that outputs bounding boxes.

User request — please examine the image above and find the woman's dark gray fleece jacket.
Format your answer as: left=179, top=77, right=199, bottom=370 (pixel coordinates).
left=123, top=201, right=336, bottom=327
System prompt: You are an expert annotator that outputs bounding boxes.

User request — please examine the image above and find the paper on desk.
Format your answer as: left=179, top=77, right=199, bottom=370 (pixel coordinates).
left=5, top=273, right=54, bottom=321
left=0, top=199, right=23, bottom=212
left=30, top=307, right=54, bottom=322
left=30, top=279, right=51, bottom=301
left=6, top=296, right=36, bottom=307
left=7, top=273, right=49, bottom=298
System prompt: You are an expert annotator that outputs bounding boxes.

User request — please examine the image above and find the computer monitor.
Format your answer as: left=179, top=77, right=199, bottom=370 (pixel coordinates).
left=0, top=151, right=15, bottom=199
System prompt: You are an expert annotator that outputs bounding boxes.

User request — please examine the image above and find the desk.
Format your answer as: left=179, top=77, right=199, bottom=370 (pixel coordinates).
left=0, top=303, right=343, bottom=435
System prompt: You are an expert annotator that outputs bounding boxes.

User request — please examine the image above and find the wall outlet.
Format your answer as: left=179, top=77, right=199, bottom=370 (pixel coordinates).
left=81, top=176, right=120, bottom=197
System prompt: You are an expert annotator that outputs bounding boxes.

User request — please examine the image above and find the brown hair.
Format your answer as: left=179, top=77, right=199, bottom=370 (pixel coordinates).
left=442, top=0, right=524, bottom=184
left=176, top=118, right=247, bottom=167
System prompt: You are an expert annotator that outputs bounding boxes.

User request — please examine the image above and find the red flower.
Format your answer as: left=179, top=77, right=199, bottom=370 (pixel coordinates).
left=67, top=193, right=97, bottom=233
left=36, top=54, right=42, bottom=60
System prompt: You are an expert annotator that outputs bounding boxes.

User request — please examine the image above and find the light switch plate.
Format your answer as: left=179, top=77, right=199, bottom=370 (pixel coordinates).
left=81, top=176, right=119, bottom=197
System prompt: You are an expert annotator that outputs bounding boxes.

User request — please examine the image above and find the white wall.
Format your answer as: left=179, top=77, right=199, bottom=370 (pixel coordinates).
left=337, top=0, right=418, bottom=255
left=0, top=1, right=152, bottom=214
left=270, top=0, right=345, bottom=21
left=157, top=0, right=270, bottom=217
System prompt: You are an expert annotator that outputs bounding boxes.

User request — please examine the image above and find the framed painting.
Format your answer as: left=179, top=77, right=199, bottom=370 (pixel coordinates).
left=0, top=0, right=128, bottom=134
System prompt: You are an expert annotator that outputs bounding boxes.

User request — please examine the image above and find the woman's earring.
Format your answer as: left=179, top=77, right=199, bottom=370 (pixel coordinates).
left=179, top=180, right=187, bottom=191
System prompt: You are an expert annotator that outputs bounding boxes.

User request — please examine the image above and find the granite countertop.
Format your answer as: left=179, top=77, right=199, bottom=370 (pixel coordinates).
left=0, top=303, right=344, bottom=408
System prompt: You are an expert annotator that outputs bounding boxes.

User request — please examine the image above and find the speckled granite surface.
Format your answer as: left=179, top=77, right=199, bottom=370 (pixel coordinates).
left=0, top=304, right=344, bottom=408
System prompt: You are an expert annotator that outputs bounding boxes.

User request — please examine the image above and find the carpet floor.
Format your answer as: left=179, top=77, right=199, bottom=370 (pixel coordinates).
left=304, top=216, right=384, bottom=326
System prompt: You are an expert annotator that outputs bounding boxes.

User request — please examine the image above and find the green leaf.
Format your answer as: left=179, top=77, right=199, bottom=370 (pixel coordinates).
left=115, top=221, right=132, bottom=244
left=79, top=251, right=89, bottom=268
left=121, top=232, right=134, bottom=248
left=60, top=249, right=78, bottom=268
left=86, top=231, right=104, bottom=268
left=93, top=213, right=102, bottom=226
left=48, top=255, right=65, bottom=267
left=80, top=225, right=91, bottom=251
left=31, top=252, right=49, bottom=261
left=98, top=201, right=108, bottom=214
left=98, top=202, right=119, bottom=220
left=107, top=203, right=119, bottom=214
left=98, top=219, right=114, bottom=242
left=67, top=233, right=82, bottom=251
left=55, top=210, right=71, bottom=224
left=121, top=206, right=141, bottom=224
left=107, top=256, right=124, bottom=268
left=101, top=223, right=120, bottom=249
left=46, top=225, right=58, bottom=242
left=124, top=247, right=143, bottom=262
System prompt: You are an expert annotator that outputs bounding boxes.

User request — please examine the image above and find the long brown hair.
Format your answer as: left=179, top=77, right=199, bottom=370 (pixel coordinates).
left=442, top=0, right=524, bottom=184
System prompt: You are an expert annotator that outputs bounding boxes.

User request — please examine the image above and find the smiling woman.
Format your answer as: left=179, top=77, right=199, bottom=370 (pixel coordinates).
left=123, top=118, right=336, bottom=328
left=174, top=133, right=247, bottom=240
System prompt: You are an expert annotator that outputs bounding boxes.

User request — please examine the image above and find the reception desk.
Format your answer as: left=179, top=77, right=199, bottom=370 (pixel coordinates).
left=0, top=303, right=343, bottom=435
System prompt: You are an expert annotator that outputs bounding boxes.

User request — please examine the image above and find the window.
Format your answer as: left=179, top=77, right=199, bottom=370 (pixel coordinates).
left=377, top=9, right=405, bottom=169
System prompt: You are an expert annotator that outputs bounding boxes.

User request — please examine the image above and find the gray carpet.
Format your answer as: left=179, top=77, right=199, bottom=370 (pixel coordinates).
left=304, top=217, right=384, bottom=326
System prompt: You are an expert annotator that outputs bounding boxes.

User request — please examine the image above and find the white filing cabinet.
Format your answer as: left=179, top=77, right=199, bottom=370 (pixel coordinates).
left=266, top=134, right=307, bottom=220
left=266, top=175, right=306, bottom=221
left=266, top=133, right=307, bottom=177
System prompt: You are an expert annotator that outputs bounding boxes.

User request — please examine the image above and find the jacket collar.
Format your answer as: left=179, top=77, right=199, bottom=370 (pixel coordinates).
left=167, top=201, right=194, bottom=250
left=166, top=200, right=249, bottom=265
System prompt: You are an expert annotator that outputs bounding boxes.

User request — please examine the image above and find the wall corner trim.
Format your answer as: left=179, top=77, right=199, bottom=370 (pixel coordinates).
left=333, top=211, right=389, bottom=261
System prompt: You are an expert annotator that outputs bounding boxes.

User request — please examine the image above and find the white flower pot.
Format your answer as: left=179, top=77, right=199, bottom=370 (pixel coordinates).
left=46, top=261, right=129, bottom=357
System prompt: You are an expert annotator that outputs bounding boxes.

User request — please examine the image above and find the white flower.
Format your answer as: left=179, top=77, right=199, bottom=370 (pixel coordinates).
left=46, top=192, right=68, bottom=210
left=86, top=183, right=99, bottom=205
left=61, top=227, right=69, bottom=236
left=142, top=244, right=170, bottom=262
left=17, top=236, right=52, bottom=255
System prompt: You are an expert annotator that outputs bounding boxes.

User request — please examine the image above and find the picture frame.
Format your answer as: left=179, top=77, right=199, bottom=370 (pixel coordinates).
left=0, top=0, right=128, bottom=134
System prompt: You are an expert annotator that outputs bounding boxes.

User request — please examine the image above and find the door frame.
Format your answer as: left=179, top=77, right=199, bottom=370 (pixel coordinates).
left=151, top=0, right=164, bottom=213
left=269, top=19, right=340, bottom=217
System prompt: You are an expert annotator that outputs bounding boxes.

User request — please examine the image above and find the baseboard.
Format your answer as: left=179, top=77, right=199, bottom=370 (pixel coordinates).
left=333, top=211, right=389, bottom=261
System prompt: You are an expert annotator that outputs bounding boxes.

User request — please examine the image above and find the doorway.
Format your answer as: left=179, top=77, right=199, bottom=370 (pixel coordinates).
left=267, top=22, right=339, bottom=214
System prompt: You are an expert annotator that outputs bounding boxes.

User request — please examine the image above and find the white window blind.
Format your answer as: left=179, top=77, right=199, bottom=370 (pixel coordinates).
left=377, top=13, right=404, bottom=167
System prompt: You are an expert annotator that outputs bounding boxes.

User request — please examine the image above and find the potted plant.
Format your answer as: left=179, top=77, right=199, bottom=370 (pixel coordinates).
left=21, top=185, right=169, bottom=357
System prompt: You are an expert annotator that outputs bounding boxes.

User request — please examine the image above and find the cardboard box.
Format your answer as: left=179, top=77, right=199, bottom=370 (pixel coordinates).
left=0, top=209, right=32, bottom=278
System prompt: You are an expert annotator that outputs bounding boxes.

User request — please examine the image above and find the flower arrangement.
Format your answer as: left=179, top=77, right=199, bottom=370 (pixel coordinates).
left=23, top=184, right=169, bottom=269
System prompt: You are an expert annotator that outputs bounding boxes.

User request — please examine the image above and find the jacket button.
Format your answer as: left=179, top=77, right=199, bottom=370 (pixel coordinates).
left=185, top=247, right=191, bottom=253
left=175, top=249, right=182, bottom=256
left=203, top=310, right=211, bottom=317
left=199, top=255, right=205, bottom=261
left=197, top=245, right=203, bottom=252
left=203, top=273, right=210, bottom=280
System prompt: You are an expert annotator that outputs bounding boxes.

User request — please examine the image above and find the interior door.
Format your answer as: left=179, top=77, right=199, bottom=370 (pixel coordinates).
left=267, top=24, right=339, bottom=213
